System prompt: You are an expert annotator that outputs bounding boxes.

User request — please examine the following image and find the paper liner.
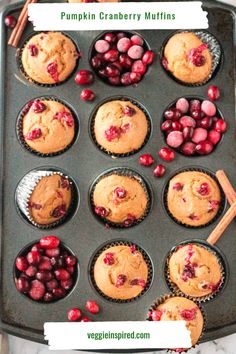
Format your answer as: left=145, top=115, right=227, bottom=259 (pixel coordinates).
left=147, top=294, right=206, bottom=353
left=164, top=240, right=227, bottom=303
left=15, top=168, right=78, bottom=229
left=16, top=96, right=79, bottom=157
left=90, top=167, right=152, bottom=228
left=89, top=240, right=153, bottom=303
left=17, top=31, right=80, bottom=87
left=89, top=96, right=152, bottom=158
left=163, top=166, right=226, bottom=229
left=161, top=30, right=222, bottom=87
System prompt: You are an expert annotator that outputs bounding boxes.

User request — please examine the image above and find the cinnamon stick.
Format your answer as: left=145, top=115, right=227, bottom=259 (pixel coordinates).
left=216, top=170, right=236, bottom=205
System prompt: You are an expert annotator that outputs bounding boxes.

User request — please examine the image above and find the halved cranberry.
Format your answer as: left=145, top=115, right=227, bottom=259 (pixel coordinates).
left=153, top=164, right=166, bottom=178
left=142, top=50, right=154, bottom=65
left=95, top=39, right=110, bottom=53
left=95, top=206, right=110, bottom=218
left=119, top=54, right=133, bottom=69
left=180, top=308, right=197, bottom=321
left=27, top=251, right=41, bottom=265
left=116, top=274, right=127, bottom=287
left=28, top=44, right=38, bottom=57
left=124, top=105, right=136, bottom=116
left=5, top=15, right=16, bottom=28
left=51, top=204, right=66, bottom=218
left=131, top=60, right=146, bottom=75
left=15, top=277, right=30, bottom=293
left=195, top=140, right=213, bottom=155
left=213, top=119, right=227, bottom=133
left=123, top=214, right=137, bottom=227
left=173, top=183, right=183, bottom=191
left=104, top=125, right=121, bottom=141
left=114, top=187, right=126, bottom=199
left=158, top=147, right=175, bottom=161
left=67, top=308, right=82, bottom=321
left=25, top=128, right=42, bottom=141
left=208, top=85, right=220, bottom=101
left=40, top=236, right=60, bottom=249
left=197, top=182, right=210, bottom=196
left=75, top=70, right=94, bottom=85
left=47, top=62, right=59, bottom=82
left=16, top=257, right=28, bottom=272
left=103, top=252, right=115, bottom=265
left=139, top=153, right=154, bottom=166
left=29, top=280, right=45, bottom=301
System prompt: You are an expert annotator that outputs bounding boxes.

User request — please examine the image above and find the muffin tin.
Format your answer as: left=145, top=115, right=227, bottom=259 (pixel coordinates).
left=0, top=0, right=236, bottom=349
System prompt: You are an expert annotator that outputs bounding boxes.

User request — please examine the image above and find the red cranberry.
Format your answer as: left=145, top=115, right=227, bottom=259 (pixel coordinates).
left=117, top=37, right=131, bottom=52
left=120, top=72, right=132, bottom=86
left=153, top=164, right=166, bottom=177
left=179, top=115, right=196, bottom=128
left=40, top=236, right=60, bottom=249
left=103, top=252, right=115, bottom=265
left=31, top=100, right=46, bottom=113
left=188, top=44, right=207, bottom=66
left=158, top=147, right=175, bottom=161
left=192, top=128, right=208, bottom=144
left=161, top=120, right=172, bottom=132
left=5, top=15, right=16, bottom=28
left=108, top=76, right=120, bottom=86
left=200, top=117, right=212, bottom=129
left=130, top=279, right=146, bottom=288
left=28, top=44, right=39, bottom=57
left=36, top=270, right=53, bottom=282
left=52, top=287, right=66, bottom=298
left=91, top=56, right=103, bottom=69
left=130, top=35, right=143, bottom=46
left=95, top=206, right=110, bottom=218
left=86, top=300, right=100, bottom=314
left=195, top=140, right=213, bottom=155
left=75, top=70, right=94, bottom=85
left=130, top=72, right=142, bottom=84
left=139, top=154, right=154, bottom=166
left=31, top=243, right=42, bottom=253
left=95, top=39, right=110, bottom=53
left=181, top=142, right=196, bottom=156
left=53, top=111, right=74, bottom=127
left=208, top=85, right=220, bottom=101
left=16, top=277, right=30, bottom=293
left=104, top=49, right=119, bottom=62
left=180, top=308, right=197, bottom=321
left=80, top=89, right=95, bottom=102
left=167, top=131, right=184, bottom=148
left=104, top=125, right=121, bottom=141
left=25, top=128, right=42, bottom=141
left=142, top=50, right=154, bottom=65
left=123, top=214, right=136, bottom=227
left=81, top=316, right=92, bottom=322
left=131, top=60, right=146, bottom=75
left=130, top=245, right=137, bottom=253
left=171, top=121, right=182, bottom=131
left=67, top=266, right=75, bottom=275
left=104, top=33, right=116, bottom=44
left=44, top=293, right=54, bottom=302
left=173, top=183, right=183, bottom=191
left=64, top=256, right=76, bottom=267
left=190, top=99, right=201, bottom=113
left=116, top=32, right=126, bottom=40
left=114, top=187, right=126, bottom=199
left=112, top=61, right=123, bottom=71
left=67, top=308, right=82, bottom=321
left=105, top=64, right=120, bottom=77
left=209, top=200, right=220, bottom=211
left=27, top=251, right=41, bottom=265
left=46, top=279, right=58, bottom=291
left=213, top=119, right=227, bottom=133
left=183, top=127, right=194, bottom=141
left=29, top=280, right=45, bottom=301
left=45, top=248, right=60, bottom=257
left=176, top=98, right=189, bottom=114
left=181, top=264, right=196, bottom=281
left=128, top=45, right=144, bottom=59
left=61, top=278, right=73, bottom=290
left=164, top=108, right=181, bottom=121
left=16, top=257, right=28, bottom=272
left=119, top=54, right=133, bottom=69
left=151, top=310, right=162, bottom=321
left=197, top=182, right=210, bottom=196
left=124, top=105, right=136, bottom=116
left=39, top=256, right=52, bottom=271
left=116, top=274, right=127, bottom=287
left=25, top=266, right=37, bottom=277
left=208, top=129, right=221, bottom=145
left=54, top=268, right=70, bottom=281
left=47, top=62, right=59, bottom=82
left=201, top=100, right=216, bottom=117
left=191, top=110, right=202, bottom=120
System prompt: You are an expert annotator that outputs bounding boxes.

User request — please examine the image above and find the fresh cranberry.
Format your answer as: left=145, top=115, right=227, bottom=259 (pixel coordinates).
left=171, top=121, right=182, bottom=131
left=190, top=99, right=201, bottom=113
left=36, top=270, right=53, bottom=282
left=142, top=50, right=154, bottom=65
left=123, top=214, right=137, bottom=227
left=120, top=72, right=132, bottom=86
left=68, top=308, right=82, bottom=321
left=181, top=142, right=196, bottom=156
left=164, top=108, right=181, bottom=121
left=208, top=129, right=221, bottom=145
left=91, top=56, right=103, bottom=69
left=130, top=35, right=143, bottom=46
left=80, top=89, right=95, bottom=101
left=29, top=280, right=45, bottom=301
left=81, top=316, right=92, bottom=322
left=52, top=287, right=66, bottom=298
left=25, top=128, right=42, bottom=141
left=44, top=293, right=54, bottom=302
left=195, top=140, right=213, bottom=155
left=116, top=274, right=127, bottom=287
left=104, top=33, right=116, bottom=44
left=112, top=60, right=123, bottom=71
left=64, top=256, right=76, bottom=267
left=54, top=268, right=70, bottom=281
left=192, top=128, right=208, bottom=144
left=151, top=310, right=162, bottom=321
left=95, top=206, right=110, bottom=218
left=5, top=15, right=16, bottom=28
left=15, top=277, right=30, bottom=293
left=179, top=115, right=196, bottom=128
left=139, top=154, right=154, bottom=166
left=117, top=32, right=126, bottom=40
left=31, top=243, right=42, bottom=253
left=176, top=98, right=189, bottom=114
left=191, top=110, right=202, bottom=120
left=75, top=70, right=94, bottom=85
left=208, top=85, right=220, bottom=101
left=200, top=117, right=212, bottom=129
left=45, top=248, right=60, bottom=258
left=117, top=37, right=131, bottom=52
left=161, top=120, right=172, bottom=132
left=15, top=257, right=28, bottom=272
left=40, top=236, right=60, bottom=249
left=158, top=147, right=175, bottom=161
left=86, top=300, right=100, bottom=314
left=128, top=45, right=144, bottom=59
left=104, top=125, right=121, bottom=141
left=132, top=60, right=146, bottom=75
left=180, top=308, right=197, bottom=321
left=167, top=131, right=184, bottom=148
left=104, top=49, right=119, bottom=62
left=108, top=76, right=120, bottom=86
left=153, top=164, right=166, bottom=177
left=119, top=54, right=133, bottom=69
left=183, top=127, right=194, bottom=141
left=105, top=64, right=120, bottom=77
left=27, top=251, right=41, bottom=265
left=130, top=72, right=142, bottom=83
left=103, top=252, right=115, bottom=265
left=95, top=39, right=110, bottom=53
left=46, top=279, right=58, bottom=291
left=173, top=182, right=183, bottom=191
left=213, top=119, right=227, bottom=133
left=201, top=100, right=216, bottom=117
left=25, top=266, right=37, bottom=277
left=39, top=256, right=52, bottom=271
left=47, top=62, right=59, bottom=82
left=61, top=278, right=73, bottom=290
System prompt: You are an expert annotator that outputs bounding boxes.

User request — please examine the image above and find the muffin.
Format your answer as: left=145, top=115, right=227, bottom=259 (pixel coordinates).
left=163, top=32, right=212, bottom=84
left=93, top=244, right=148, bottom=300
left=28, top=174, right=72, bottom=226
left=93, top=100, right=148, bottom=155
left=149, top=296, right=204, bottom=347
left=21, top=99, right=75, bottom=155
left=168, top=244, right=223, bottom=298
left=167, top=171, right=221, bottom=227
left=21, top=32, right=78, bottom=85
left=93, top=173, right=148, bottom=226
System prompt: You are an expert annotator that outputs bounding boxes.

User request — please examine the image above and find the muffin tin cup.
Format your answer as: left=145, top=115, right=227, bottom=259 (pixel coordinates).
left=15, top=167, right=79, bottom=229
left=89, top=239, right=153, bottom=303
left=16, top=96, right=80, bottom=157
left=17, top=31, right=80, bottom=88
left=147, top=293, right=206, bottom=353
left=89, top=95, right=152, bottom=158
left=162, top=166, right=226, bottom=229
left=89, top=167, right=152, bottom=229
left=160, top=30, right=222, bottom=87
left=164, top=239, right=227, bottom=303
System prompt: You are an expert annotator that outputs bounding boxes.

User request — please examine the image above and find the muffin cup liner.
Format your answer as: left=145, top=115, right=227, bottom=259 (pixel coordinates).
left=15, top=168, right=78, bottom=229
left=89, top=240, right=153, bottom=303
left=164, top=240, right=226, bottom=303
left=90, top=167, right=152, bottom=228
left=161, top=30, right=222, bottom=87
left=89, top=96, right=152, bottom=158
left=16, top=96, right=79, bottom=157
left=163, top=166, right=226, bottom=229
left=17, top=31, right=80, bottom=88
left=146, top=294, right=206, bottom=353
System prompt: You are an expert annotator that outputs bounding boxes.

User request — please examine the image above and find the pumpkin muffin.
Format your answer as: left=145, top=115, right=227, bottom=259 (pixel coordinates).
left=22, top=99, right=75, bottom=155
left=21, top=32, right=78, bottom=85
left=167, top=171, right=221, bottom=227
left=163, top=32, right=212, bottom=84
left=149, top=296, right=204, bottom=347
left=168, top=244, right=222, bottom=298
left=28, top=174, right=72, bottom=225
left=93, top=173, right=148, bottom=226
left=93, top=100, right=148, bottom=155
left=93, top=244, right=148, bottom=300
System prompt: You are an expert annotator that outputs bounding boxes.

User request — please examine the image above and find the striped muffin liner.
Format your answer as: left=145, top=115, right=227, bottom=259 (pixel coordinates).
left=90, top=167, right=152, bottom=228
left=89, top=239, right=153, bottom=303
left=89, top=95, right=152, bottom=158
left=164, top=239, right=227, bottom=303
left=162, top=166, right=226, bottom=229
left=15, top=168, right=78, bottom=229
left=16, top=95, right=79, bottom=157
left=160, top=30, right=222, bottom=87
left=14, top=239, right=79, bottom=303
left=146, top=294, right=206, bottom=353
left=17, top=31, right=80, bottom=88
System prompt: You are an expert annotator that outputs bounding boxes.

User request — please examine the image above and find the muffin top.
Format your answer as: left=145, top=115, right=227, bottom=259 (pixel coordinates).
left=94, top=100, right=148, bottom=155
left=21, top=32, right=78, bottom=84
left=28, top=174, right=72, bottom=225
left=168, top=244, right=222, bottom=298
left=22, top=99, right=75, bottom=155
left=93, top=245, right=148, bottom=300
left=167, top=171, right=221, bottom=227
left=93, top=174, right=148, bottom=225
left=153, top=297, right=203, bottom=346
left=164, top=32, right=212, bottom=84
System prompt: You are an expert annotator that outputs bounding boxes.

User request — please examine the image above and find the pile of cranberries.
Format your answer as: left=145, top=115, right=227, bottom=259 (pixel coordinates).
left=90, top=31, right=154, bottom=86
left=161, top=97, right=227, bottom=156
left=15, top=236, right=77, bottom=302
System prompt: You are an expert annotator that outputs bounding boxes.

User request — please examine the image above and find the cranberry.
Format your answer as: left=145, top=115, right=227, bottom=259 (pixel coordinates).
left=86, top=300, right=100, bottom=314
left=208, top=85, right=220, bottom=101
left=191, top=110, right=202, bottom=120
left=167, top=131, right=184, bottom=148
left=201, top=100, right=216, bottom=117
left=119, top=54, right=133, bottom=69
left=132, top=60, right=146, bottom=75
left=47, top=62, right=59, bottom=82
left=67, top=308, right=82, bottom=321
left=114, top=187, right=126, bottom=199
left=75, top=70, right=94, bottom=85
left=36, top=270, right=53, bottom=282
left=197, top=182, right=210, bottom=196
left=27, top=251, right=41, bottom=265
left=52, top=287, right=66, bottom=298
left=53, top=111, right=74, bottom=127
left=171, top=121, right=182, bottom=131
left=130, top=245, right=137, bottom=253
left=80, top=89, right=95, bottom=102
left=192, top=128, right=208, bottom=144
left=103, top=252, right=115, bottom=265
left=95, top=40, right=110, bottom=53
left=209, top=200, right=220, bottom=212
left=104, top=49, right=119, bottom=62
left=15, top=257, right=28, bottom=272
left=54, top=268, right=70, bottom=281
left=105, top=64, right=120, bottom=77
left=25, top=128, right=42, bottom=141
left=112, top=61, right=123, bottom=71
left=130, top=72, right=142, bottom=83
left=173, top=183, right=183, bottom=191
left=25, top=266, right=37, bottom=277
left=40, top=236, right=60, bottom=249
left=5, top=15, right=16, bottom=28
left=188, top=44, right=207, bottom=66
left=130, top=35, right=143, bottom=46
left=128, top=45, right=144, bottom=59
left=45, top=248, right=60, bottom=257
left=120, top=72, right=132, bottom=86
left=116, top=274, right=127, bottom=287
left=39, top=256, right=52, bottom=271
left=158, top=147, right=175, bottom=161
left=190, top=99, right=201, bottom=112
left=61, top=278, right=73, bottom=290
left=116, top=32, right=126, bottom=40
left=208, top=129, right=221, bottom=145
left=179, top=115, right=196, bottom=128
left=181, top=264, right=196, bottom=281
left=44, top=293, right=54, bottom=302
left=46, top=279, right=58, bottom=291
left=91, top=56, right=103, bottom=69
left=117, top=37, right=131, bottom=53
left=31, top=243, right=42, bottom=253
left=181, top=141, right=196, bottom=156
left=16, top=277, right=30, bottom=293
left=130, top=279, right=146, bottom=288
left=27, top=44, right=39, bottom=57
left=176, top=98, right=189, bottom=114
left=29, top=280, right=45, bottom=301
left=104, top=125, right=121, bottom=141
left=81, top=316, right=92, bottom=322
left=161, top=120, right=172, bottom=132
left=195, top=140, right=213, bottom=155
left=108, top=76, right=121, bottom=86
left=124, top=105, right=136, bottom=116
left=151, top=310, right=162, bottom=321
left=164, top=108, right=181, bottom=121
left=104, top=33, right=116, bottom=44
left=139, top=154, right=154, bottom=166
left=153, top=164, right=166, bottom=177
left=180, top=308, right=197, bottom=321
left=123, top=214, right=136, bottom=227
left=200, top=117, right=212, bottom=129
left=51, top=205, right=66, bottom=218
left=95, top=206, right=110, bottom=218
left=183, top=127, right=194, bottom=141
left=142, top=50, right=154, bottom=65
left=213, top=119, right=227, bottom=133
left=31, top=100, right=46, bottom=113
